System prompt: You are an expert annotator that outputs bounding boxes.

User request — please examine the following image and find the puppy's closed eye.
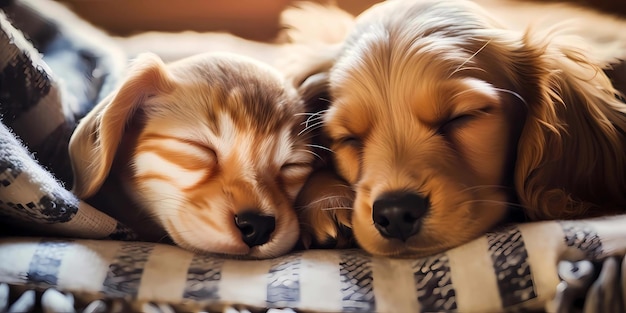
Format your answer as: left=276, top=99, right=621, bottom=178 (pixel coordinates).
left=335, top=135, right=363, bottom=149
left=438, top=107, right=494, bottom=134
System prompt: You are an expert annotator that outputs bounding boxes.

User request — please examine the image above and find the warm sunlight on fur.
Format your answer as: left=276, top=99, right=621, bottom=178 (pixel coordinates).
left=69, top=52, right=314, bottom=258
left=285, top=0, right=626, bottom=256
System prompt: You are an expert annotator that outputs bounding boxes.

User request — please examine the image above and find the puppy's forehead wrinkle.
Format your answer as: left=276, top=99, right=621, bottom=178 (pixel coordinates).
left=333, top=27, right=391, bottom=106
left=331, top=29, right=522, bottom=134
left=334, top=0, right=520, bottom=95
left=335, top=30, right=489, bottom=102
left=169, top=58, right=304, bottom=136
left=223, top=125, right=307, bottom=175
left=224, top=85, right=299, bottom=132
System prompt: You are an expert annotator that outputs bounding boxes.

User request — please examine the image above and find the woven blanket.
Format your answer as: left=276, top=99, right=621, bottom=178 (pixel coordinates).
left=0, top=0, right=135, bottom=240
left=1, top=217, right=626, bottom=312
left=1, top=0, right=626, bottom=312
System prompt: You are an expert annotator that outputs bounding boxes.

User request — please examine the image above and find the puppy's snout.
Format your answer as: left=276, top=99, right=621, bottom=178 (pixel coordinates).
left=235, top=211, right=276, bottom=247
left=372, top=192, right=429, bottom=241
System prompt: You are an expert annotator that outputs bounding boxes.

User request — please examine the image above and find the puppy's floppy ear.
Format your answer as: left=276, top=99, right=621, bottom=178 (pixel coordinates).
left=69, top=53, right=173, bottom=198
left=299, top=72, right=331, bottom=114
left=513, top=31, right=626, bottom=219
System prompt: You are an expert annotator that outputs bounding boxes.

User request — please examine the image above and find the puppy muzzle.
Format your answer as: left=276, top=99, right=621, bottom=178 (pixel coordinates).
left=235, top=211, right=276, bottom=247
left=372, top=191, right=429, bottom=241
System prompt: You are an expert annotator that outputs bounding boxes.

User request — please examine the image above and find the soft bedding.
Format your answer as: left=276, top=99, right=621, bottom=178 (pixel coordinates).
left=1, top=0, right=625, bottom=312
left=0, top=218, right=625, bottom=312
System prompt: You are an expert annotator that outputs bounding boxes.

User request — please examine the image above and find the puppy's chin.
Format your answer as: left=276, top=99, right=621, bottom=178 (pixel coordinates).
left=163, top=215, right=251, bottom=256
left=352, top=191, right=509, bottom=257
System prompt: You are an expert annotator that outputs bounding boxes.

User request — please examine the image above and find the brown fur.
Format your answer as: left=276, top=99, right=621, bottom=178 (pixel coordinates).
left=284, top=0, right=626, bottom=256
left=69, top=52, right=315, bottom=258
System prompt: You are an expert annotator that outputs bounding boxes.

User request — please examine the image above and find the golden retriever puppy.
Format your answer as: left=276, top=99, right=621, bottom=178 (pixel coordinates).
left=69, top=52, right=315, bottom=258
left=284, top=0, right=626, bottom=256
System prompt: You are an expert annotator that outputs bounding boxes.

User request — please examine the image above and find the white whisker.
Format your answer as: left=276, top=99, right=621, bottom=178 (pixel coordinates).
left=298, top=120, right=325, bottom=137
left=449, top=39, right=492, bottom=78
left=297, top=149, right=324, bottom=161
left=459, top=184, right=510, bottom=193
left=459, top=199, right=527, bottom=209
left=493, top=87, right=528, bottom=106
left=294, top=111, right=326, bottom=117
left=321, top=207, right=354, bottom=211
left=306, top=110, right=327, bottom=125
left=306, top=144, right=335, bottom=154
left=295, top=110, right=328, bottom=128
left=306, top=194, right=354, bottom=206
left=299, top=116, right=324, bottom=126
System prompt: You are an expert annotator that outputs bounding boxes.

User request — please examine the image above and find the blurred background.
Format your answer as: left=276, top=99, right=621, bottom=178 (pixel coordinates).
left=53, top=0, right=626, bottom=42
left=53, top=0, right=384, bottom=41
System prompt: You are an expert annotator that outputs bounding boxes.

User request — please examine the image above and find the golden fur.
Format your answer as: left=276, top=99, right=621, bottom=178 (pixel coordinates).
left=283, top=0, right=626, bottom=256
left=69, top=52, right=315, bottom=258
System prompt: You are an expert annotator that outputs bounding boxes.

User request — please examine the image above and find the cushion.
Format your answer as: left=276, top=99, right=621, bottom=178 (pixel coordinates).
left=1, top=216, right=625, bottom=312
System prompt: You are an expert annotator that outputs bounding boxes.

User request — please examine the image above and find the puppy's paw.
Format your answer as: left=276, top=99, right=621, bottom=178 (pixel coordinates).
left=295, top=170, right=355, bottom=249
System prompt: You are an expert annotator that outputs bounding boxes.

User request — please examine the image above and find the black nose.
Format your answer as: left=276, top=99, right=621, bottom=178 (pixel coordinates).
left=235, top=211, right=276, bottom=247
left=372, top=192, right=429, bottom=241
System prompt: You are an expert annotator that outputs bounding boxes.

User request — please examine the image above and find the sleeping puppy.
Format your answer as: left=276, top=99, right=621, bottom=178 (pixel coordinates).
left=69, top=52, right=315, bottom=258
left=284, top=0, right=626, bottom=256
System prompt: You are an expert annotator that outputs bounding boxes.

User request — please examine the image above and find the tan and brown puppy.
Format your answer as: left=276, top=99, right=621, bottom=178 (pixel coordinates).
left=285, top=0, right=626, bottom=256
left=69, top=52, right=315, bottom=258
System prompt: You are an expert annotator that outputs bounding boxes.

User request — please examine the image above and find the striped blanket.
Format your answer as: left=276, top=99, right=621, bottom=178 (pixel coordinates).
left=1, top=0, right=625, bottom=312
left=1, top=217, right=625, bottom=312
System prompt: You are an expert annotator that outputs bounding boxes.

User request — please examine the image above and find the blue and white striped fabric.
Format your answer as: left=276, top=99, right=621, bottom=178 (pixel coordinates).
left=1, top=215, right=625, bottom=312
